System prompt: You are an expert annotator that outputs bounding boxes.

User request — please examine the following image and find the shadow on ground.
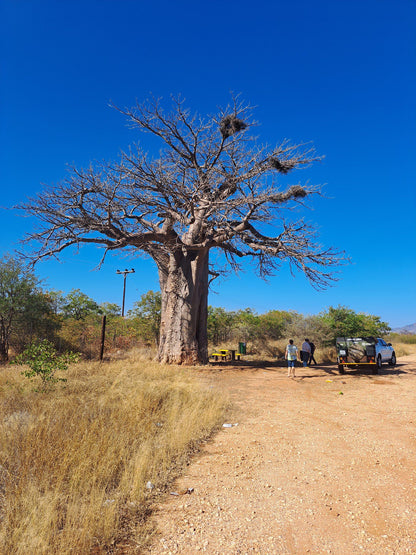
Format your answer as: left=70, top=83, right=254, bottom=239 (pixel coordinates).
left=208, top=359, right=411, bottom=377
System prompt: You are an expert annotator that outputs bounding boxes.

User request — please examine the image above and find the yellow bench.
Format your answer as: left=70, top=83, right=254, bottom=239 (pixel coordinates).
left=210, top=349, right=241, bottom=361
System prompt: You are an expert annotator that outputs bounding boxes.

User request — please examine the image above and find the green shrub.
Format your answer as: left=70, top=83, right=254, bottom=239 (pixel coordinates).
left=12, top=339, right=79, bottom=390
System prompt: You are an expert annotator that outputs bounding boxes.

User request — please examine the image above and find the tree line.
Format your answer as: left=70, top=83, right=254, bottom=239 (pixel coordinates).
left=208, top=305, right=390, bottom=355
left=0, top=255, right=161, bottom=361
left=0, top=255, right=391, bottom=362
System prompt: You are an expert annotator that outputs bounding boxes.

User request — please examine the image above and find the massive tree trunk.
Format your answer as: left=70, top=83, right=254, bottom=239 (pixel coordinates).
left=157, top=249, right=209, bottom=365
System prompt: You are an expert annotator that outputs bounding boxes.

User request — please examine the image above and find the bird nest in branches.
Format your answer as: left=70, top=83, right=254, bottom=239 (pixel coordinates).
left=288, top=185, right=307, bottom=198
left=269, top=157, right=297, bottom=174
left=220, top=115, right=247, bottom=138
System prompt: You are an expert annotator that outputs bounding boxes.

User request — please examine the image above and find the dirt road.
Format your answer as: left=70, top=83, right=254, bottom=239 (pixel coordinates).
left=145, top=356, right=416, bottom=554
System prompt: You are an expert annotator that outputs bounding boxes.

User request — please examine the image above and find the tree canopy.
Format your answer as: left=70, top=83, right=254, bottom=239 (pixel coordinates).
left=61, top=289, right=102, bottom=320
left=128, top=290, right=161, bottom=346
left=320, top=305, right=390, bottom=344
left=0, top=256, right=57, bottom=361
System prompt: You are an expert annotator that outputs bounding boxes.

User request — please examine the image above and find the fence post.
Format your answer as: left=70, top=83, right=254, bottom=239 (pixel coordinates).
left=100, top=315, right=107, bottom=361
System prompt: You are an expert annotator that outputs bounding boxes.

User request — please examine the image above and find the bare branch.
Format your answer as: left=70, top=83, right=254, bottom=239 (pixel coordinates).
left=18, top=95, right=346, bottom=288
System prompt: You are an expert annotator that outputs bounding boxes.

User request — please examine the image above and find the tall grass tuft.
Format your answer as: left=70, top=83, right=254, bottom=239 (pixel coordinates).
left=0, top=356, right=227, bottom=554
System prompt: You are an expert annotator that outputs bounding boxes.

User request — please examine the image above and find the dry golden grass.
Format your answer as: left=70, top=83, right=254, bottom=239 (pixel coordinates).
left=0, top=352, right=227, bottom=554
left=393, top=341, right=416, bottom=357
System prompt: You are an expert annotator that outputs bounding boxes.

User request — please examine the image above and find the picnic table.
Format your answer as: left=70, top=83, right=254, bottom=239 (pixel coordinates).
left=210, top=349, right=241, bottom=361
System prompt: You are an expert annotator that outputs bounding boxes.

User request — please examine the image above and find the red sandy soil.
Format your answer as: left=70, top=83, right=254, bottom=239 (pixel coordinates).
left=144, top=355, right=416, bottom=554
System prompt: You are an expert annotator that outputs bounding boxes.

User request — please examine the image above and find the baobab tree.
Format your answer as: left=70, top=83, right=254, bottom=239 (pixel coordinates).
left=19, top=96, right=344, bottom=364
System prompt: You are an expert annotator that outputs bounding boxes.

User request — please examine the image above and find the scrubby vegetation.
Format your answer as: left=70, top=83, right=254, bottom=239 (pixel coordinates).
left=388, top=332, right=416, bottom=345
left=385, top=335, right=416, bottom=357
left=36, top=301, right=396, bottom=362
left=0, top=353, right=227, bottom=554
left=206, top=304, right=391, bottom=358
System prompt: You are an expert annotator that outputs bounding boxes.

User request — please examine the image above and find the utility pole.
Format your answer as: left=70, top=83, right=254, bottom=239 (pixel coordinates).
left=116, top=268, right=135, bottom=317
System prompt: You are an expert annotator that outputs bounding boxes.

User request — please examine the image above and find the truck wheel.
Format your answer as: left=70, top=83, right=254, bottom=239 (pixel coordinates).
left=338, top=364, right=345, bottom=374
left=389, top=352, right=396, bottom=366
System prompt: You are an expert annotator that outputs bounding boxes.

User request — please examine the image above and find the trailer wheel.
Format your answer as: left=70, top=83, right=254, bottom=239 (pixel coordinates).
left=338, top=364, right=345, bottom=374
left=373, top=355, right=382, bottom=374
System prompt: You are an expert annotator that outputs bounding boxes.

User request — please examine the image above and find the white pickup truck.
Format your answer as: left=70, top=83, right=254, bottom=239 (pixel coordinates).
left=336, top=337, right=396, bottom=374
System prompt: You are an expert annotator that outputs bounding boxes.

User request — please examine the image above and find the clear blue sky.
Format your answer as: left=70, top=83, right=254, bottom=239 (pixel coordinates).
left=1, top=0, right=415, bottom=327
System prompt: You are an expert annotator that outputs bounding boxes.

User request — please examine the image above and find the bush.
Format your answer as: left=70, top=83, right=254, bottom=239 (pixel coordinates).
left=12, top=339, right=79, bottom=390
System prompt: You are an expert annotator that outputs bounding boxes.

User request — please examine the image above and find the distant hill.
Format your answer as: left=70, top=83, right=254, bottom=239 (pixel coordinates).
left=392, top=323, right=416, bottom=334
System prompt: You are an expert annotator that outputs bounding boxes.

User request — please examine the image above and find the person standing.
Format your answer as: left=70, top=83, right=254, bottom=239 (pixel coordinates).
left=309, top=340, right=317, bottom=365
left=285, top=339, right=298, bottom=377
left=301, top=338, right=311, bottom=367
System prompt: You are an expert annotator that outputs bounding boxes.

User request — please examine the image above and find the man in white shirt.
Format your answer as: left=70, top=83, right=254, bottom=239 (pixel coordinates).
left=301, top=339, right=311, bottom=367
left=285, top=339, right=298, bottom=378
